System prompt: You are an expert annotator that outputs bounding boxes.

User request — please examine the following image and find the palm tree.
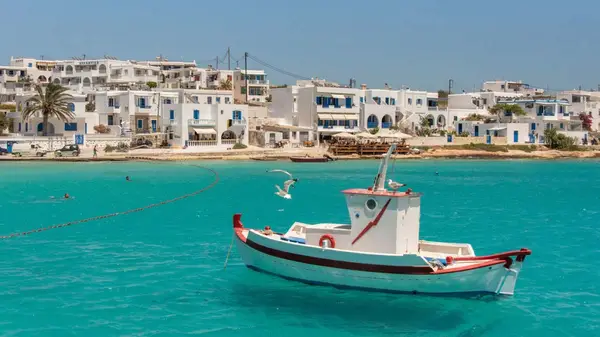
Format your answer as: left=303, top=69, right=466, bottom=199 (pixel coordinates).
left=21, top=84, right=74, bottom=136
left=218, top=79, right=232, bottom=90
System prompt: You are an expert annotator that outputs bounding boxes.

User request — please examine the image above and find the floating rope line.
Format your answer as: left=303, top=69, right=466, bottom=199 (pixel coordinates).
left=0, top=165, right=219, bottom=240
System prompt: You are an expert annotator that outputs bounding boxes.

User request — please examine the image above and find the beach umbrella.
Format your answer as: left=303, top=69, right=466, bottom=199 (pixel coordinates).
left=332, top=132, right=356, bottom=139
left=394, top=132, right=413, bottom=139
left=356, top=132, right=377, bottom=139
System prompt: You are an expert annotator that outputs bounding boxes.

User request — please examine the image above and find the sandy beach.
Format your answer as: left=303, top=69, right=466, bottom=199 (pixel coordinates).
left=1, top=145, right=599, bottom=162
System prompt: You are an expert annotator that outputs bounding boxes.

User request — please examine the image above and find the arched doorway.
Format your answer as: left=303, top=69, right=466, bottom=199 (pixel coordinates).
left=37, top=75, right=47, bottom=82
left=66, top=65, right=73, bottom=74
left=53, top=78, right=61, bottom=84
left=99, top=64, right=107, bottom=74
left=221, top=130, right=236, bottom=142
left=426, top=114, right=435, bottom=127
left=367, top=114, right=379, bottom=128
left=436, top=115, right=446, bottom=128
left=83, top=77, right=91, bottom=87
left=37, top=122, right=55, bottom=135
left=382, top=114, right=393, bottom=128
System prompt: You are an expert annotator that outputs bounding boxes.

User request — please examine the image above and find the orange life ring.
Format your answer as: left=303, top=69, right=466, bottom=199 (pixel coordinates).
left=319, top=234, right=336, bottom=249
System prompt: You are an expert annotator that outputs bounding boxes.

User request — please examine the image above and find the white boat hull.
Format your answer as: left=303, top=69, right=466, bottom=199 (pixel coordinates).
left=234, top=230, right=525, bottom=296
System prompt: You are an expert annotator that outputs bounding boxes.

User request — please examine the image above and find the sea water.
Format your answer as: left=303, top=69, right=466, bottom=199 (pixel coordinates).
left=0, top=160, right=599, bottom=336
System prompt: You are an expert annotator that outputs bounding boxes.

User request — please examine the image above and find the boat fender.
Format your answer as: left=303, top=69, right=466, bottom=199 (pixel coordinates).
left=319, top=234, right=336, bottom=249
left=445, top=256, right=454, bottom=265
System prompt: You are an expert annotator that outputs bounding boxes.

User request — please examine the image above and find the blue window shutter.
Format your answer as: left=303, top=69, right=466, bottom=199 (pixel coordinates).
left=316, top=96, right=322, bottom=105
left=193, top=110, right=199, bottom=119
left=385, top=97, right=389, bottom=105
left=360, top=97, right=364, bottom=103
left=345, top=97, right=352, bottom=108
left=323, top=98, right=329, bottom=108
left=170, top=110, right=174, bottom=120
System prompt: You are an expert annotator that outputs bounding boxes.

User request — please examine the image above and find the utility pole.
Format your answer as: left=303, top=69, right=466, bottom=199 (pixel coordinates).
left=448, top=79, right=453, bottom=95
left=227, top=47, right=231, bottom=70
left=216, top=56, right=219, bottom=70
left=447, top=79, right=453, bottom=131
left=244, top=52, right=248, bottom=103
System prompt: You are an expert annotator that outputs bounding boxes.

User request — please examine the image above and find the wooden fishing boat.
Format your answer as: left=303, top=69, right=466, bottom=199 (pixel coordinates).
left=251, top=157, right=278, bottom=161
left=232, top=144, right=532, bottom=297
left=289, top=154, right=335, bottom=163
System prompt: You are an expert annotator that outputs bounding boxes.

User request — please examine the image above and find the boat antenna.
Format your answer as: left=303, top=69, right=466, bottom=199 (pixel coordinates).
left=373, top=144, right=396, bottom=191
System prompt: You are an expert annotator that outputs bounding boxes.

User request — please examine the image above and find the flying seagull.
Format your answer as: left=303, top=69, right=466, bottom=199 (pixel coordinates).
left=268, top=169, right=298, bottom=199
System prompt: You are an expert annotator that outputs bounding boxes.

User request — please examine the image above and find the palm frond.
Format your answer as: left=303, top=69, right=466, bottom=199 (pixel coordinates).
left=21, top=84, right=75, bottom=124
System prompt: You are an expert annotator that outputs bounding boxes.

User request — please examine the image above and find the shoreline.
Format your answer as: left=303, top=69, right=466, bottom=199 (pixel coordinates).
left=0, top=148, right=599, bottom=162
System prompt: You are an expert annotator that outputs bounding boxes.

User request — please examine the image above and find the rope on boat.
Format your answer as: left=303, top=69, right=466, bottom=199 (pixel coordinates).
left=223, top=233, right=235, bottom=269
left=0, top=165, right=219, bottom=240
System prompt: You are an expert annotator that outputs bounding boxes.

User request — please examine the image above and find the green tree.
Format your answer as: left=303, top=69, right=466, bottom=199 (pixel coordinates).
left=146, top=81, right=158, bottom=89
left=22, top=84, right=74, bottom=136
left=543, top=128, right=577, bottom=150
left=0, top=112, right=9, bottom=134
left=489, top=103, right=526, bottom=122
left=218, top=79, right=232, bottom=90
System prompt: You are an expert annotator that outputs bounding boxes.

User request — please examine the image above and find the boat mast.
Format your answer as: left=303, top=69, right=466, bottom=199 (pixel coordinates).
left=373, top=144, right=396, bottom=191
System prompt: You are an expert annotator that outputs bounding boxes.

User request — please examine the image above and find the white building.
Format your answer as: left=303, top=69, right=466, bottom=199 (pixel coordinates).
left=298, top=86, right=361, bottom=139
left=556, top=90, right=600, bottom=131
left=455, top=121, right=531, bottom=144
left=9, top=57, right=55, bottom=84
left=161, top=90, right=248, bottom=149
left=50, top=59, right=160, bottom=92
left=482, top=80, right=544, bottom=96
left=234, top=69, right=269, bottom=103
left=11, top=90, right=98, bottom=136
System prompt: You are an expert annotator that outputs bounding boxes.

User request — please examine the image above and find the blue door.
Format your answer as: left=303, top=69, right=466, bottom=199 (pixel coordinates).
left=474, top=125, right=479, bottom=137
left=139, top=98, right=146, bottom=108
left=513, top=130, right=518, bottom=143
left=458, top=123, right=463, bottom=134
left=151, top=120, right=157, bottom=132
left=447, top=134, right=453, bottom=143
left=137, top=119, right=143, bottom=130
left=486, top=135, right=492, bottom=144
left=531, top=123, right=536, bottom=131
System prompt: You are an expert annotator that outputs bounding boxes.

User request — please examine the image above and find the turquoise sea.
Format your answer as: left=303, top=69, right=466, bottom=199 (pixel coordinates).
left=0, top=159, right=599, bottom=336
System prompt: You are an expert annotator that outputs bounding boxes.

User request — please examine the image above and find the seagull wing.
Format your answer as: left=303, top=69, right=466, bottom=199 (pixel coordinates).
left=275, top=184, right=284, bottom=193
left=268, top=169, right=293, bottom=179
left=283, top=179, right=295, bottom=193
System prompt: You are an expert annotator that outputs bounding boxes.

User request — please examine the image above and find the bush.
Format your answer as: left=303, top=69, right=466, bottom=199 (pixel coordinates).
left=509, top=145, right=537, bottom=153
left=544, top=128, right=578, bottom=150
left=458, top=131, right=470, bottom=137
left=146, top=81, right=158, bottom=89
left=449, top=143, right=508, bottom=152
left=104, top=145, right=115, bottom=152
left=369, top=127, right=379, bottom=135
left=232, top=143, right=247, bottom=149
left=94, top=124, right=111, bottom=134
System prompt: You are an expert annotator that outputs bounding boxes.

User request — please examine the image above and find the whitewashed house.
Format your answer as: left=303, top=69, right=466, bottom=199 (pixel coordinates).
left=556, top=90, right=600, bottom=131
left=234, top=69, right=269, bottom=103
left=360, top=88, right=399, bottom=130
left=482, top=80, right=544, bottom=97
left=160, top=89, right=248, bottom=149
left=11, top=90, right=98, bottom=136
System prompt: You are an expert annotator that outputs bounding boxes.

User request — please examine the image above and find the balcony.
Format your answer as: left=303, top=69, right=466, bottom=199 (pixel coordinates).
left=231, top=118, right=246, bottom=125
left=247, top=79, right=269, bottom=85
left=188, top=119, right=216, bottom=126
left=168, top=120, right=178, bottom=126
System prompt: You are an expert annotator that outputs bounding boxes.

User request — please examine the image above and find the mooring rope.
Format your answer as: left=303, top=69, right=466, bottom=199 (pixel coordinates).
left=0, top=165, right=219, bottom=240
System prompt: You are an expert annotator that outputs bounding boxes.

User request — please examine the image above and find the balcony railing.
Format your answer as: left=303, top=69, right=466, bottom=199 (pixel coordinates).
left=169, top=120, right=178, bottom=126
left=222, top=139, right=237, bottom=145
left=247, top=79, right=269, bottom=85
left=231, top=119, right=246, bottom=125
left=187, top=140, right=217, bottom=147
left=188, top=119, right=216, bottom=126
left=382, top=122, right=392, bottom=128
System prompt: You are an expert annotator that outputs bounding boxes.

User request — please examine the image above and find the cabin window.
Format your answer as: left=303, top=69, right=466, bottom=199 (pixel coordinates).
left=365, top=199, right=377, bottom=211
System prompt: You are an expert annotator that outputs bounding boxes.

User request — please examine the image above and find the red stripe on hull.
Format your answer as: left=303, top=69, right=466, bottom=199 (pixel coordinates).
left=241, top=236, right=509, bottom=275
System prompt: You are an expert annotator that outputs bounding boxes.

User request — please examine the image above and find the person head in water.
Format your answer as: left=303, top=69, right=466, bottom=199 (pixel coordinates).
left=126, top=176, right=130, bottom=181
left=64, top=193, right=70, bottom=199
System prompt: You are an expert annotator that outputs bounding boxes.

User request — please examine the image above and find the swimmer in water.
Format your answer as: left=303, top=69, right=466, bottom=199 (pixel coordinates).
left=126, top=176, right=130, bottom=181
left=435, top=171, right=439, bottom=176
left=64, top=193, right=70, bottom=199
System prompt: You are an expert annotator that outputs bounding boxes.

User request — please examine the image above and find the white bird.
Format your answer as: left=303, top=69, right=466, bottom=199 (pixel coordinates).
left=268, top=169, right=298, bottom=199
left=387, top=179, right=405, bottom=192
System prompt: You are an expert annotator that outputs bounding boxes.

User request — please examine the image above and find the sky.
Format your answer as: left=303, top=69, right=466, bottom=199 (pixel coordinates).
left=3, top=0, right=599, bottom=92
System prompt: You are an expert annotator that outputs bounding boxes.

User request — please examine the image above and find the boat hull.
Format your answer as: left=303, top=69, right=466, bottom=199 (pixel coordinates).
left=289, top=157, right=329, bottom=163
left=235, top=232, right=524, bottom=296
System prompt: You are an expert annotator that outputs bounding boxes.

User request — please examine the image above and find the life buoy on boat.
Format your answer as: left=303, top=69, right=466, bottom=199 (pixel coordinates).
left=319, top=234, right=336, bottom=249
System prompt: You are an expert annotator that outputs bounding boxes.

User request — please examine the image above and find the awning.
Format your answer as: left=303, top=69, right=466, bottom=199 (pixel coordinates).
left=344, top=114, right=358, bottom=120
left=488, top=127, right=506, bottom=131
left=317, top=114, right=334, bottom=120
left=191, top=127, right=216, bottom=135
left=330, top=114, right=347, bottom=120
left=331, top=94, right=346, bottom=99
